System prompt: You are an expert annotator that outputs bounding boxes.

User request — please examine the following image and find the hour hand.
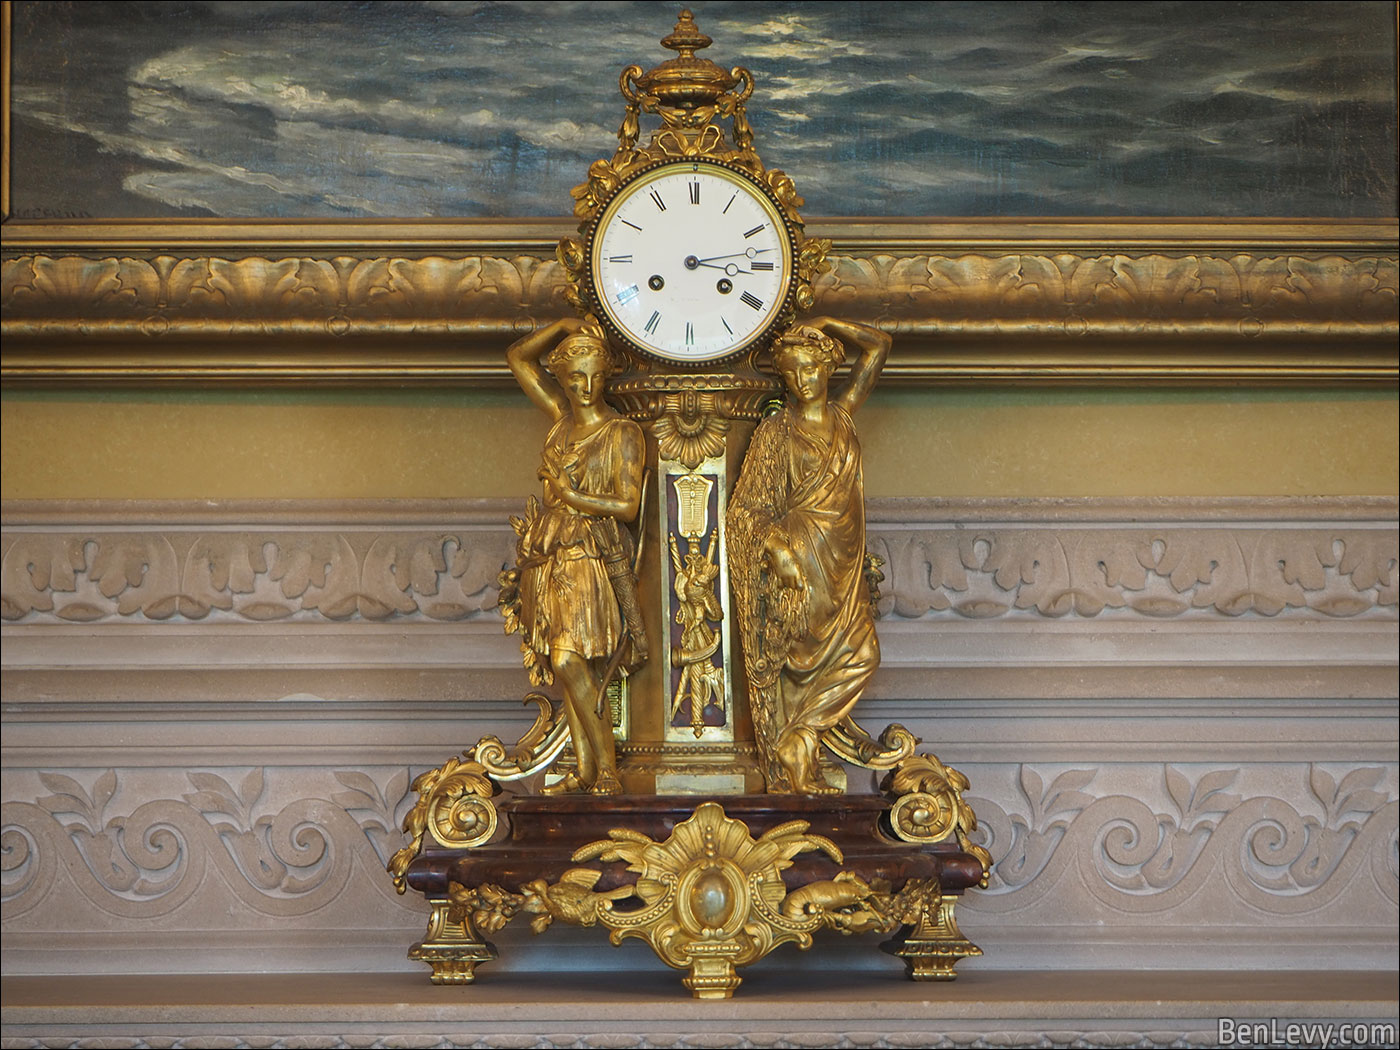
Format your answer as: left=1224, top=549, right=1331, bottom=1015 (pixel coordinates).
left=697, top=260, right=752, bottom=275
left=684, top=255, right=751, bottom=276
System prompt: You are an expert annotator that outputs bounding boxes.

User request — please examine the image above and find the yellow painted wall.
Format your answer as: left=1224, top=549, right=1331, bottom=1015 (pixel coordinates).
left=4, top=386, right=1396, bottom=500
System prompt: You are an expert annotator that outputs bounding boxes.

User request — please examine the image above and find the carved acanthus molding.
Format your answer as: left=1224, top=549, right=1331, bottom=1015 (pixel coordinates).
left=871, top=525, right=1398, bottom=620
left=3, top=499, right=1394, bottom=624
left=3, top=221, right=1395, bottom=386
left=0, top=527, right=515, bottom=623
left=820, top=249, right=1398, bottom=340
left=1, top=252, right=566, bottom=324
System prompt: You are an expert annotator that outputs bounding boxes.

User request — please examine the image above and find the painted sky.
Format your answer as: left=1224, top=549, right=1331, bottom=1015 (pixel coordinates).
left=9, top=1, right=1398, bottom=219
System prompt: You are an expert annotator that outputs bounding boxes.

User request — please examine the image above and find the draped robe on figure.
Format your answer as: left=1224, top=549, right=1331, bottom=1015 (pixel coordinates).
left=729, top=402, right=879, bottom=785
left=517, top=414, right=642, bottom=663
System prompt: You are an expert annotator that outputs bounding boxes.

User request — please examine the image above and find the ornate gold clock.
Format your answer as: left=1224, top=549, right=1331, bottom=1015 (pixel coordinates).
left=556, top=11, right=828, bottom=369
left=388, top=10, right=990, bottom=1000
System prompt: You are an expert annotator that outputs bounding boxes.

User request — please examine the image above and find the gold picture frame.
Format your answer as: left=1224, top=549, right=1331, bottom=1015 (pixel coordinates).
left=1, top=3, right=1395, bottom=389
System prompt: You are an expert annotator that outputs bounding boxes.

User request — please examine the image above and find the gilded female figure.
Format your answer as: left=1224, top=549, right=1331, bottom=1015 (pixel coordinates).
left=728, top=318, right=890, bottom=794
left=504, top=317, right=646, bottom=795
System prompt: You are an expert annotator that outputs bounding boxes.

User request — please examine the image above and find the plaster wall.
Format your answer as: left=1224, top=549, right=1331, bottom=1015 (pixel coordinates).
left=4, top=387, right=1397, bottom=500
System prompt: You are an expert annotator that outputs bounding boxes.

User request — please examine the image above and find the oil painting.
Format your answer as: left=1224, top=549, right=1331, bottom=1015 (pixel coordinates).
left=7, top=0, right=1397, bottom=219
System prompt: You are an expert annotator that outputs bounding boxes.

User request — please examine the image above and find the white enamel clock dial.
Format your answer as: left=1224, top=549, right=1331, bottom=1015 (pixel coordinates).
left=590, top=160, right=796, bottom=365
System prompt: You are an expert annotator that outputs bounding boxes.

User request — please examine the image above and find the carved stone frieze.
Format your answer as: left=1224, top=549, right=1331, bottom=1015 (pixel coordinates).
left=3, top=759, right=1394, bottom=975
left=3, top=222, right=1396, bottom=385
left=1, top=526, right=515, bottom=623
left=2, top=767, right=418, bottom=926
left=2, top=1027, right=1397, bottom=1050
left=7, top=1012, right=1396, bottom=1050
left=871, top=524, right=1398, bottom=620
left=3, top=498, right=1394, bottom=976
left=4, top=501, right=1393, bottom=624
left=965, top=763, right=1398, bottom=912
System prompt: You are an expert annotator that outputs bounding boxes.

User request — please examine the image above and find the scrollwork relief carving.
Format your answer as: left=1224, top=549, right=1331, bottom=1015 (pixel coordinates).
left=4, top=518, right=1392, bottom=623
left=2, top=767, right=417, bottom=922
left=964, top=762, right=1398, bottom=919
left=4, top=762, right=1393, bottom=934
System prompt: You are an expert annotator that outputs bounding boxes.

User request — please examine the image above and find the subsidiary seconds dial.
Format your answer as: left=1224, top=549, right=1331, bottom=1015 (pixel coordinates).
left=589, top=160, right=796, bottom=365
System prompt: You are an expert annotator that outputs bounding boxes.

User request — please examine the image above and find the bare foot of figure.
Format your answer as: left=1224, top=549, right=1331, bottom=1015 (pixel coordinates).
left=541, top=771, right=585, bottom=796
left=590, top=769, right=623, bottom=795
left=776, top=729, right=842, bottom=795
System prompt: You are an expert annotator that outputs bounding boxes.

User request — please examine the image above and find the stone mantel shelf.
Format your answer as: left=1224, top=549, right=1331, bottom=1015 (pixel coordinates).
left=3, top=971, right=1396, bottom=1049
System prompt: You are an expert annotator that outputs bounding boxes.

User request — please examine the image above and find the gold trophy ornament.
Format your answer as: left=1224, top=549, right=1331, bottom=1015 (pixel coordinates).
left=389, top=10, right=990, bottom=998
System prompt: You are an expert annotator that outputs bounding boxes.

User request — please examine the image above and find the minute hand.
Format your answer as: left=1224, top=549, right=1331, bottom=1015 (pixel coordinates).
left=695, top=248, right=774, bottom=263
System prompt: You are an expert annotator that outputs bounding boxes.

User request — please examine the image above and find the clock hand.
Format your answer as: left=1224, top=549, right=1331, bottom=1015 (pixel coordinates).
left=692, top=247, right=774, bottom=264
left=695, top=261, right=752, bottom=275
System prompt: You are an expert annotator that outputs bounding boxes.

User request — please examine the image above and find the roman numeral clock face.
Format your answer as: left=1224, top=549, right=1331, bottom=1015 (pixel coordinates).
left=589, top=161, right=796, bottom=365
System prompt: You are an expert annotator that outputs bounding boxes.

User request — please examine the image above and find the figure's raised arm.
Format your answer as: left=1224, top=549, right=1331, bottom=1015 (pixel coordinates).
left=805, top=316, right=891, bottom=415
left=506, top=316, right=586, bottom=421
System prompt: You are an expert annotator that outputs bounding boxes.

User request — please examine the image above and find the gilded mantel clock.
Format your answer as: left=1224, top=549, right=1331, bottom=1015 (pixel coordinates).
left=544, top=13, right=841, bottom=792
left=388, top=10, right=990, bottom=999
